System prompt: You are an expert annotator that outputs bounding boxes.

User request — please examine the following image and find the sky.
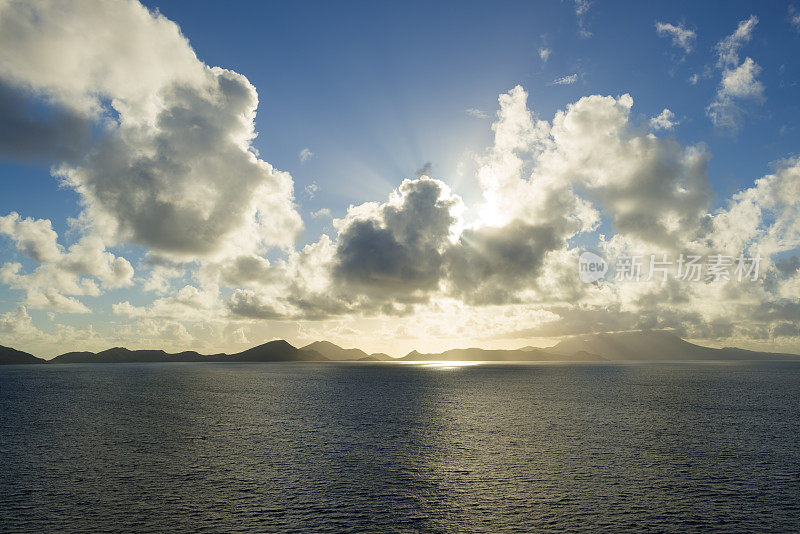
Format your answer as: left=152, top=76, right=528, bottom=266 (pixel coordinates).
left=1, top=0, right=800, bottom=357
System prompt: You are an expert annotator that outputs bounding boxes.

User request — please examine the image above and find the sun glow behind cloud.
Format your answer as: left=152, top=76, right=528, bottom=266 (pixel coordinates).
left=0, top=2, right=799, bottom=358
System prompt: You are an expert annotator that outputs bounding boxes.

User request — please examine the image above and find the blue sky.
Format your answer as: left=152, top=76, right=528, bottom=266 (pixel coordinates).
left=141, top=0, right=799, bottom=214
left=4, top=0, right=798, bottom=237
left=1, top=0, right=799, bottom=356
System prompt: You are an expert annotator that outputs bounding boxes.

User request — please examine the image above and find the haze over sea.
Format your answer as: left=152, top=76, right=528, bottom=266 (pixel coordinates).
left=2, top=361, right=799, bottom=533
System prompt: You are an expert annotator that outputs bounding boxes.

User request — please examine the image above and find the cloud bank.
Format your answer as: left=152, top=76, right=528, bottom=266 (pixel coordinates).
left=0, top=1, right=798, bottom=356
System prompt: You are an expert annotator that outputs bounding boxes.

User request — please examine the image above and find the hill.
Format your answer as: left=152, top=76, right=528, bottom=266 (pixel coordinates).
left=550, top=331, right=800, bottom=361
left=400, top=331, right=800, bottom=362
left=301, top=341, right=393, bottom=361
left=49, top=348, right=227, bottom=364
left=48, top=340, right=325, bottom=364
left=231, top=340, right=327, bottom=362
left=3, top=331, right=799, bottom=364
left=0, top=345, right=46, bottom=365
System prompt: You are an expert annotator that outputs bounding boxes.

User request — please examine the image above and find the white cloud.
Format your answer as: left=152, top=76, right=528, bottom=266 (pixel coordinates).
left=0, top=213, right=133, bottom=312
left=465, top=108, right=490, bottom=119
left=0, top=0, right=303, bottom=263
left=573, top=0, right=592, bottom=38
left=715, top=15, right=758, bottom=68
left=649, top=108, right=679, bottom=130
left=229, top=87, right=712, bottom=316
left=0, top=213, right=61, bottom=262
left=656, top=22, right=696, bottom=54
left=299, top=147, right=314, bottom=162
left=539, top=47, right=552, bottom=63
left=0, top=305, right=39, bottom=337
left=0, top=4, right=799, bottom=353
left=552, top=74, right=578, bottom=86
left=304, top=182, right=318, bottom=199
left=719, top=57, right=764, bottom=99
left=707, top=16, right=764, bottom=131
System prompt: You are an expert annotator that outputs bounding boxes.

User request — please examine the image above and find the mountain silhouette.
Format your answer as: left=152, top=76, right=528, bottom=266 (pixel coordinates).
left=401, top=331, right=800, bottom=362
left=0, top=344, right=45, bottom=364
left=301, top=341, right=392, bottom=361
left=549, top=330, right=800, bottom=361
left=4, top=331, right=800, bottom=364
left=231, top=340, right=326, bottom=362
left=50, top=347, right=227, bottom=364
left=47, top=340, right=325, bottom=364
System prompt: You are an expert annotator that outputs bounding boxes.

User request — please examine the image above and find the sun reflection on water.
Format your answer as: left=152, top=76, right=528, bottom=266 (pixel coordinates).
left=417, top=361, right=481, bottom=370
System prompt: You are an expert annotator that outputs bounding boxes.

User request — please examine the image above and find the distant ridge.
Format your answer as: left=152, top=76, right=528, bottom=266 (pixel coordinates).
left=400, top=331, right=800, bottom=362
left=399, top=347, right=604, bottom=362
left=301, top=341, right=392, bottom=361
left=50, top=347, right=227, bottom=364
left=0, top=345, right=45, bottom=365
left=3, top=332, right=800, bottom=364
left=549, top=331, right=800, bottom=361
left=46, top=340, right=327, bottom=364
left=231, top=340, right=326, bottom=362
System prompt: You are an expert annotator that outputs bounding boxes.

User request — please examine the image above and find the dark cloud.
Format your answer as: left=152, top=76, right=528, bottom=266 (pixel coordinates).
left=330, top=177, right=566, bottom=309
left=0, top=81, right=92, bottom=162
left=226, top=289, right=283, bottom=319
left=65, top=70, right=301, bottom=256
left=444, top=221, right=560, bottom=304
left=333, top=178, right=457, bottom=298
left=772, top=322, right=800, bottom=338
left=775, top=255, right=800, bottom=278
left=415, top=161, right=433, bottom=177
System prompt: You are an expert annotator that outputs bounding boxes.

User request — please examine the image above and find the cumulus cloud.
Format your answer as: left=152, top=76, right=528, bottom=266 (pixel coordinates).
left=0, top=0, right=302, bottom=263
left=649, top=108, right=679, bottom=130
left=656, top=22, right=696, bottom=54
left=0, top=213, right=62, bottom=263
left=0, top=213, right=133, bottom=312
left=541, top=93, right=709, bottom=249
left=707, top=16, right=763, bottom=132
left=706, top=157, right=800, bottom=259
left=0, top=305, right=39, bottom=337
left=227, top=289, right=284, bottom=319
left=219, top=86, right=716, bottom=321
left=0, top=80, right=92, bottom=162
left=113, top=284, right=220, bottom=323
left=332, top=177, right=462, bottom=299
left=552, top=74, right=578, bottom=86
left=444, top=221, right=560, bottom=304
left=1, top=3, right=799, bottom=353
left=718, top=58, right=764, bottom=99
left=708, top=59, right=764, bottom=131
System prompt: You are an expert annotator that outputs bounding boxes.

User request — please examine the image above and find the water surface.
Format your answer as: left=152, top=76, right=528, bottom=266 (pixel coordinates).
left=2, top=362, right=799, bottom=532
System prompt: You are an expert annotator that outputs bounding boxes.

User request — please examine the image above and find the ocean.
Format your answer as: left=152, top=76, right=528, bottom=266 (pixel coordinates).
left=1, top=361, right=799, bottom=532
